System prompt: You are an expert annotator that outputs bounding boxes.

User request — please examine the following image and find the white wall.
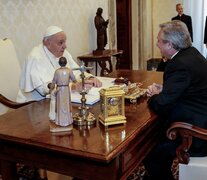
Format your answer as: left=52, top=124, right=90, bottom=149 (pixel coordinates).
left=0, top=0, right=109, bottom=67
left=152, top=0, right=184, bottom=58
left=132, top=0, right=183, bottom=70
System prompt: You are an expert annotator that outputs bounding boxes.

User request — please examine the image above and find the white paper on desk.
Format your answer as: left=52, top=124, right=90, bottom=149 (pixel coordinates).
left=71, top=77, right=115, bottom=105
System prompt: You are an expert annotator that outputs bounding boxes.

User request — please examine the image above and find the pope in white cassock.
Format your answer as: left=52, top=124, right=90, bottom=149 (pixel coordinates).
left=17, top=26, right=102, bottom=102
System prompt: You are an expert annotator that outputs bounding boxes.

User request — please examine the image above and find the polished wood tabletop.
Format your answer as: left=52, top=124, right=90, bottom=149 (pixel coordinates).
left=0, top=70, right=163, bottom=180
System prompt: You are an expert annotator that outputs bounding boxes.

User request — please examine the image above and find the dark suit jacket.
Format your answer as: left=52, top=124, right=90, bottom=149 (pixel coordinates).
left=156, top=59, right=169, bottom=72
left=148, top=47, right=207, bottom=155
left=204, top=16, right=207, bottom=44
left=172, top=14, right=193, bottom=41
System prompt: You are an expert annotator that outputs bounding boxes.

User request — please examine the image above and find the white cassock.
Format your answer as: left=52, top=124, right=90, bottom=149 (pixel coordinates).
left=16, top=44, right=88, bottom=102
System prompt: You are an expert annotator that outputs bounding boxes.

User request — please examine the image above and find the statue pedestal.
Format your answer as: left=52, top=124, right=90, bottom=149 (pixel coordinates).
left=49, top=121, right=73, bottom=133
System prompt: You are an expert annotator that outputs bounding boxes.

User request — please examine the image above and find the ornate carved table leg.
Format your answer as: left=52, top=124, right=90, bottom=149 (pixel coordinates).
left=108, top=59, right=113, bottom=73
left=98, top=60, right=105, bottom=76
left=115, top=54, right=121, bottom=69
left=98, top=59, right=111, bottom=76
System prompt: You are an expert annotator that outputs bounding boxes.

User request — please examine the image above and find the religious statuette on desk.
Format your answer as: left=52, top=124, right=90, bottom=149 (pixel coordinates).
left=99, top=86, right=126, bottom=126
left=48, top=57, right=77, bottom=133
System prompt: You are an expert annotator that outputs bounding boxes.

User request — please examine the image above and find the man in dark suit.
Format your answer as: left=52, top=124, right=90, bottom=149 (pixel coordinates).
left=144, top=20, right=207, bottom=179
left=172, top=3, right=193, bottom=41
left=156, top=57, right=169, bottom=72
left=204, top=16, right=207, bottom=47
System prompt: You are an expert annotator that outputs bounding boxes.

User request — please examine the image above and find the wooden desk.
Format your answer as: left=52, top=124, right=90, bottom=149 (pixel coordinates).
left=0, top=70, right=163, bottom=180
left=77, top=49, right=123, bottom=76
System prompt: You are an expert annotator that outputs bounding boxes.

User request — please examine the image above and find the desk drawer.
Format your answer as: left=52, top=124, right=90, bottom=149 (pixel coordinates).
left=121, top=121, right=162, bottom=173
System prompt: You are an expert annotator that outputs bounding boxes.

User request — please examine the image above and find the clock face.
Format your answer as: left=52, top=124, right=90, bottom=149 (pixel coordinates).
left=109, top=97, right=119, bottom=106
left=107, top=97, right=122, bottom=116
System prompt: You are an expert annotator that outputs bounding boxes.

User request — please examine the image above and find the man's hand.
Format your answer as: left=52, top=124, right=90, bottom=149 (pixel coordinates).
left=71, top=77, right=102, bottom=92
left=87, top=77, right=102, bottom=87
left=146, top=83, right=163, bottom=97
left=71, top=81, right=92, bottom=92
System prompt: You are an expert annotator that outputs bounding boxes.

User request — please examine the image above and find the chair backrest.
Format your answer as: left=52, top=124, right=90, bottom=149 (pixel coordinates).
left=0, top=38, right=21, bottom=115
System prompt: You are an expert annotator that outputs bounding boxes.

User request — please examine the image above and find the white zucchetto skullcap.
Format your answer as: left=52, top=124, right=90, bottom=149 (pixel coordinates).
left=44, top=26, right=63, bottom=38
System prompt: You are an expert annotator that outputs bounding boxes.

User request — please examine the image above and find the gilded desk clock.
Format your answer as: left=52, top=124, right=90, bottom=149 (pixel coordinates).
left=99, top=86, right=126, bottom=126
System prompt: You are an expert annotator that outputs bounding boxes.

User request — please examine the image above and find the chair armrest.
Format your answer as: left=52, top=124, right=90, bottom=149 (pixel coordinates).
left=167, top=122, right=207, bottom=164
left=0, top=94, right=35, bottom=109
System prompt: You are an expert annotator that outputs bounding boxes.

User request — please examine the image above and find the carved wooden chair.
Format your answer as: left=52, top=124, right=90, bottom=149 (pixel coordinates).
left=0, top=38, right=48, bottom=179
left=167, top=122, right=207, bottom=180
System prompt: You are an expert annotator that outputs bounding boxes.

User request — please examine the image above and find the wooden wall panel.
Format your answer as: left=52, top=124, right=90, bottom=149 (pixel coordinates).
left=116, top=0, right=132, bottom=69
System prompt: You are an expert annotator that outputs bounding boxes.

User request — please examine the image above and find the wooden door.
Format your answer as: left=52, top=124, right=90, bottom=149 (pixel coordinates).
left=116, top=0, right=132, bottom=69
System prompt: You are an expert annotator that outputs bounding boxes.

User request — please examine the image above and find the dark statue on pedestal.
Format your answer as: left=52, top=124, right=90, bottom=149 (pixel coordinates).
left=94, top=7, right=109, bottom=54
